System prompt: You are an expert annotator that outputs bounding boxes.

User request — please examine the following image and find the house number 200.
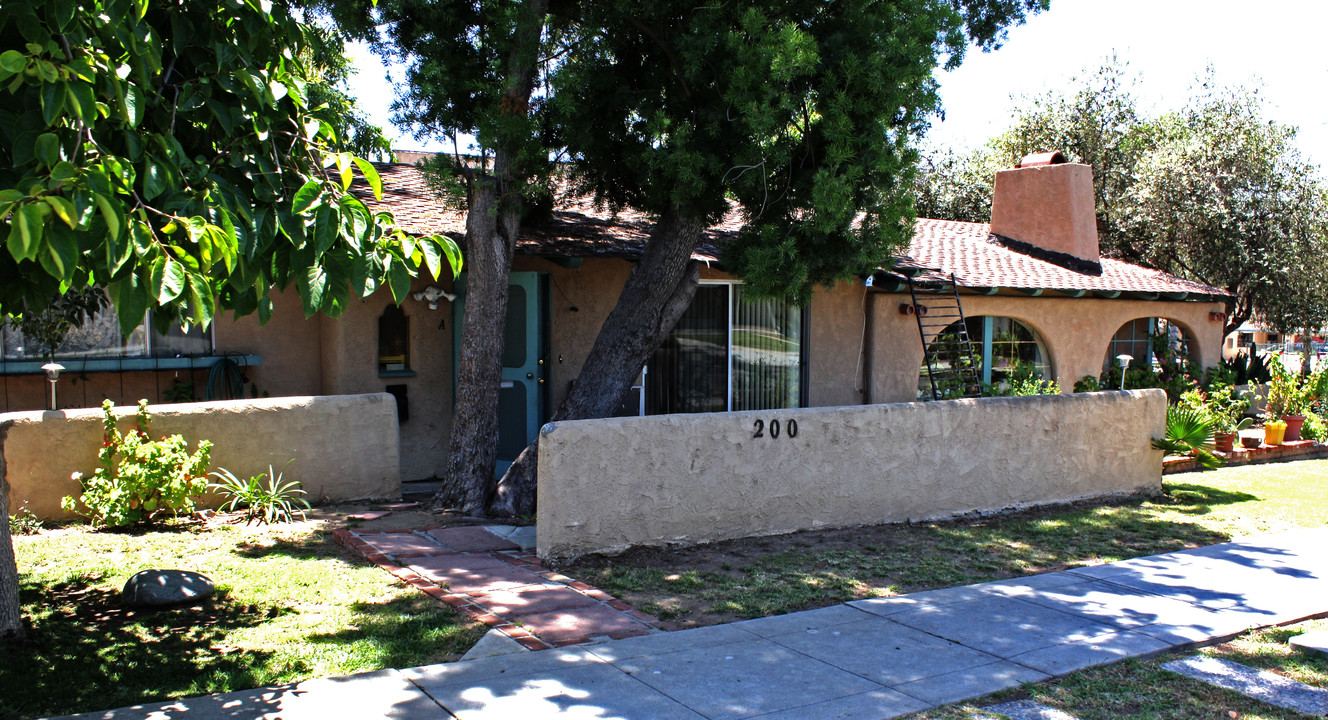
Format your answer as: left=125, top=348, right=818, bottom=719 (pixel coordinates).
left=752, top=419, right=798, bottom=439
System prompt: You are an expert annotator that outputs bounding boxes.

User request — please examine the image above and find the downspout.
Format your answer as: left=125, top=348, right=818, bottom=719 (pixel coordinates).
left=861, top=290, right=878, bottom=405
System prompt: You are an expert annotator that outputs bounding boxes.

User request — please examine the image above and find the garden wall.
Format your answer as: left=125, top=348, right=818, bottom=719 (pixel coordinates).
left=2, top=393, right=401, bottom=521
left=537, top=389, right=1168, bottom=560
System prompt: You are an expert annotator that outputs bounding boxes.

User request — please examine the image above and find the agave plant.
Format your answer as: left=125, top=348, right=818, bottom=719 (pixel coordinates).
left=208, top=460, right=309, bottom=525
left=1152, top=405, right=1224, bottom=470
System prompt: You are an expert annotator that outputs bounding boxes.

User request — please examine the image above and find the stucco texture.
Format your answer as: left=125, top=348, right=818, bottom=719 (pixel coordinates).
left=3, top=393, right=400, bottom=521
left=536, top=389, right=1167, bottom=560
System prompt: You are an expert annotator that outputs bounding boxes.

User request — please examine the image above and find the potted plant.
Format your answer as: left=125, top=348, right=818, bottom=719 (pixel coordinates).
left=1266, top=355, right=1326, bottom=441
left=1178, top=388, right=1252, bottom=453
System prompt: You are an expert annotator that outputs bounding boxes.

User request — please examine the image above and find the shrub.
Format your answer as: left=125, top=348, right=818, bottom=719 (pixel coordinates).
left=62, top=400, right=212, bottom=528
left=1301, top=411, right=1327, bottom=441
left=209, top=460, right=309, bottom=525
left=1073, top=375, right=1102, bottom=393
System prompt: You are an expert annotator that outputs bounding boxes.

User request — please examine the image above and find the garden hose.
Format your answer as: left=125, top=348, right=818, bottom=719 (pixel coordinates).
left=206, top=356, right=247, bottom=401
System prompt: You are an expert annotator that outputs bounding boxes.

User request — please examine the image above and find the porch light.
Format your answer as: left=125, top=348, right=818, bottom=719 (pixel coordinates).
left=41, top=362, right=64, bottom=410
left=1116, top=354, right=1133, bottom=391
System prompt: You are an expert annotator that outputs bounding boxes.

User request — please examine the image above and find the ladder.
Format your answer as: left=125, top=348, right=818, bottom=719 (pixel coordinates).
left=909, top=273, right=984, bottom=401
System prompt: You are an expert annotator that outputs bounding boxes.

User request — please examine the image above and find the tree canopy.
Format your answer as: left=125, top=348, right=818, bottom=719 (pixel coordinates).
left=0, top=0, right=461, bottom=643
left=0, top=0, right=459, bottom=336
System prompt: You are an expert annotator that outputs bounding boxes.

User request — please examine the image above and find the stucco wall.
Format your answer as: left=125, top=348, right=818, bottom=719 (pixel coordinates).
left=3, top=393, right=401, bottom=521
left=868, top=293, right=1226, bottom=404
left=537, top=389, right=1167, bottom=560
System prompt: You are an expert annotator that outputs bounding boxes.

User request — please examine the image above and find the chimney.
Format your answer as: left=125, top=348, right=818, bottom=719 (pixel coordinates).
left=989, top=151, right=1101, bottom=269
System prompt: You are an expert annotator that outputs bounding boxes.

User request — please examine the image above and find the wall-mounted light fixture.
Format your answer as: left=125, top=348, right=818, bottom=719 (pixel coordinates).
left=412, top=285, right=457, bottom=310
left=41, top=362, right=64, bottom=410
left=1116, top=354, right=1133, bottom=391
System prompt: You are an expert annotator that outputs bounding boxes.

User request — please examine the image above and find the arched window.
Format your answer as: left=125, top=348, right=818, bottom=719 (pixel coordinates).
left=1102, top=318, right=1190, bottom=371
left=378, top=305, right=410, bottom=373
left=917, top=316, right=1051, bottom=399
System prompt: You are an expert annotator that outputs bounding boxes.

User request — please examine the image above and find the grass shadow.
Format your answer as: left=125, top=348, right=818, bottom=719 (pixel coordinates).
left=230, top=533, right=330, bottom=561
left=1161, top=482, right=1261, bottom=515
left=0, top=577, right=303, bottom=720
left=306, top=594, right=485, bottom=669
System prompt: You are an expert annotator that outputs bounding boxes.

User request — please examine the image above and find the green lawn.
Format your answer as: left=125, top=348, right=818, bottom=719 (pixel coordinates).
left=569, top=459, right=1328, bottom=626
left=1, top=521, right=482, bottom=720
left=908, top=617, right=1328, bottom=720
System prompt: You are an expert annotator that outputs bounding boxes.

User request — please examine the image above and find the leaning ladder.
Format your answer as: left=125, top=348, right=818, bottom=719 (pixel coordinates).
left=909, top=273, right=984, bottom=401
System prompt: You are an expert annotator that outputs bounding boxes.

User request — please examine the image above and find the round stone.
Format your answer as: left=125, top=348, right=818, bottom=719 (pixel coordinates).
left=122, top=569, right=215, bottom=608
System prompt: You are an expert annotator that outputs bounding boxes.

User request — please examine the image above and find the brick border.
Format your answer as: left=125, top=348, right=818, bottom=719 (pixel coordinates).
left=332, top=528, right=672, bottom=651
left=1164, top=439, right=1328, bottom=474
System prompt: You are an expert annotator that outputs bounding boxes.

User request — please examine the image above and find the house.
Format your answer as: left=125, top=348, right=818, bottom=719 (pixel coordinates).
left=0, top=152, right=1229, bottom=481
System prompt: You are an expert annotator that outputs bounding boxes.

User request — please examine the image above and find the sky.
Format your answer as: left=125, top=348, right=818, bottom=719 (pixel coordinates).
left=343, top=0, right=1328, bottom=166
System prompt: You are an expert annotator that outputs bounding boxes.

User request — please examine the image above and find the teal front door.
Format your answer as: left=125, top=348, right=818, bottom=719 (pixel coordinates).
left=453, top=272, right=548, bottom=476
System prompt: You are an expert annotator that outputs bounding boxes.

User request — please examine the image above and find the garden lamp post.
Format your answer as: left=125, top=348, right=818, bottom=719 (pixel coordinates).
left=41, top=362, right=63, bottom=410
left=1116, top=354, right=1133, bottom=391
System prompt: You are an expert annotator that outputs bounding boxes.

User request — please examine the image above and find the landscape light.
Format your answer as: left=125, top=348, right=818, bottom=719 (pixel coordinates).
left=41, top=362, right=64, bottom=410
left=1116, top=354, right=1133, bottom=391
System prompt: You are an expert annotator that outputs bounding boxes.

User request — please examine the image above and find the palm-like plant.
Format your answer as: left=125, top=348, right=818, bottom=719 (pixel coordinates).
left=1152, top=405, right=1224, bottom=470
left=208, top=460, right=309, bottom=525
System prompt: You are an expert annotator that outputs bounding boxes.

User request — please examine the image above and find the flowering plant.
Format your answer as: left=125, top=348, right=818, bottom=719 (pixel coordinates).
left=62, top=399, right=212, bottom=527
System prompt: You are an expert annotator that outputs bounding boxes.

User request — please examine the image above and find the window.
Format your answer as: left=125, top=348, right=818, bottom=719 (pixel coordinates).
left=645, top=283, right=804, bottom=415
left=917, top=316, right=1051, bottom=399
left=1, top=303, right=211, bottom=361
left=378, top=304, right=410, bottom=374
left=1102, top=318, right=1190, bottom=370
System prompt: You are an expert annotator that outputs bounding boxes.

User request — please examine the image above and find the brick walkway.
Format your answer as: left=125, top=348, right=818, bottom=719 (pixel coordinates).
left=333, top=527, right=668, bottom=650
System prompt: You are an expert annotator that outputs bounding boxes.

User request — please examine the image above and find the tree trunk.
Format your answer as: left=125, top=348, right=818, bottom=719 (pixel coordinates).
left=433, top=0, right=547, bottom=515
left=0, top=421, right=24, bottom=642
left=1302, top=331, right=1314, bottom=376
left=435, top=178, right=513, bottom=514
left=489, top=206, right=705, bottom=517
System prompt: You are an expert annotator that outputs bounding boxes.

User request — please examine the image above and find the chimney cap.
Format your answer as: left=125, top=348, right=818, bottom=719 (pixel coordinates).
left=1017, top=151, right=1068, bottom=168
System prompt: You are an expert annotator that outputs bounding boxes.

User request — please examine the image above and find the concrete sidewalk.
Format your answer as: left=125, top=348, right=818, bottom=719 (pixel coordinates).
left=55, top=526, right=1328, bottom=720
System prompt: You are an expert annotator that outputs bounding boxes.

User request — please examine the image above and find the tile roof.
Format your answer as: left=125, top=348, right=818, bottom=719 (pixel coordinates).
left=894, top=219, right=1230, bottom=299
left=356, top=163, right=736, bottom=263
left=358, top=163, right=1228, bottom=300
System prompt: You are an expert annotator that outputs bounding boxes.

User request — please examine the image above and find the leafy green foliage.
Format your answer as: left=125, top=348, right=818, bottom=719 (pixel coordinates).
left=1152, top=404, right=1222, bottom=469
left=1177, top=386, right=1252, bottom=434
left=1073, top=375, right=1102, bottom=393
left=208, top=461, right=310, bottom=526
left=61, top=399, right=211, bottom=527
left=1266, top=353, right=1327, bottom=418
left=7, top=502, right=43, bottom=536
left=549, top=0, right=1046, bottom=303
left=1301, top=410, right=1327, bottom=441
left=0, top=0, right=461, bottom=336
left=983, top=360, right=1060, bottom=396
left=1221, top=350, right=1272, bottom=385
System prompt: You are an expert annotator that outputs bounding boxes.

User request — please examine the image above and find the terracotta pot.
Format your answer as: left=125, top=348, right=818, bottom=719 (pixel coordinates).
left=1240, top=434, right=1262, bottom=449
left=1214, top=432, right=1236, bottom=453
left=1265, top=422, right=1287, bottom=446
left=1281, top=414, right=1306, bottom=442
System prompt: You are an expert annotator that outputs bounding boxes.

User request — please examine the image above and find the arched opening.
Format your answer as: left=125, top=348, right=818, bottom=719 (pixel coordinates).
left=917, top=316, right=1052, bottom=399
left=1101, top=317, right=1192, bottom=371
left=378, top=304, right=410, bottom=373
